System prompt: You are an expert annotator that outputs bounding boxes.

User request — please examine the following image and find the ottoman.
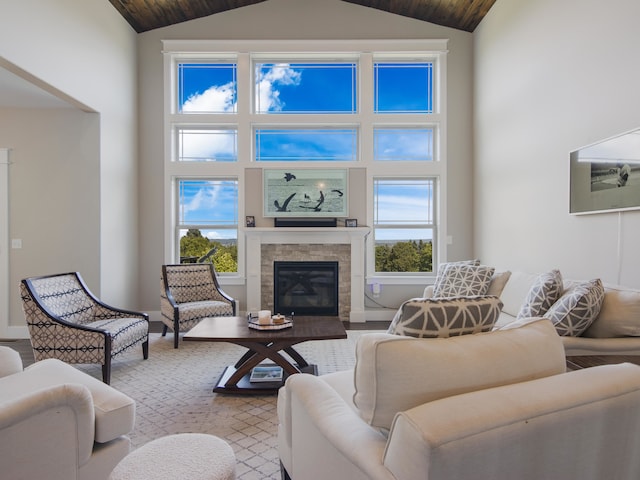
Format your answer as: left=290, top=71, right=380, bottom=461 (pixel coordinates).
left=109, top=433, right=236, bottom=480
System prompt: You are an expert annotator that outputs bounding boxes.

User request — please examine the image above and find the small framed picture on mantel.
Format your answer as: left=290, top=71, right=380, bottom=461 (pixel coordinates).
left=345, top=218, right=358, bottom=227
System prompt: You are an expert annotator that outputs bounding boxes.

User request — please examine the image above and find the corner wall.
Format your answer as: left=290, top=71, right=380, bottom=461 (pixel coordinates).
left=474, top=0, right=640, bottom=286
left=0, top=0, right=138, bottom=334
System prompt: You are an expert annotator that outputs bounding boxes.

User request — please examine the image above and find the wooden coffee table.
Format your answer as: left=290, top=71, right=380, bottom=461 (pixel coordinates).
left=184, top=316, right=347, bottom=394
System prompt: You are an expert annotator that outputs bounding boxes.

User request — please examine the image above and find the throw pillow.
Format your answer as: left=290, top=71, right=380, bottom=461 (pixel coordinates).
left=388, top=296, right=503, bottom=338
left=516, top=269, right=563, bottom=320
left=432, top=259, right=480, bottom=294
left=432, top=264, right=495, bottom=298
left=486, top=270, right=512, bottom=297
left=545, top=278, right=605, bottom=336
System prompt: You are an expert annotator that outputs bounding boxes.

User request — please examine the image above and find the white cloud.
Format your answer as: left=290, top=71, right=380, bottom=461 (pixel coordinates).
left=183, top=184, right=220, bottom=215
left=181, top=129, right=236, bottom=161
left=182, top=81, right=236, bottom=113
left=256, top=64, right=301, bottom=112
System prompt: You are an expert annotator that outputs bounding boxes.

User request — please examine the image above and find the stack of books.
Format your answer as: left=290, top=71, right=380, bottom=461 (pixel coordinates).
left=249, top=365, right=283, bottom=383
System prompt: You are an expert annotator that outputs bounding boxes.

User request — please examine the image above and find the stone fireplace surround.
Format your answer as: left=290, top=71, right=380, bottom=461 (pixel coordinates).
left=245, top=227, right=370, bottom=322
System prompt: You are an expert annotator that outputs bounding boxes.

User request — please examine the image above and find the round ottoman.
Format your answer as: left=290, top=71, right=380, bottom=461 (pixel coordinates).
left=109, top=433, right=236, bottom=480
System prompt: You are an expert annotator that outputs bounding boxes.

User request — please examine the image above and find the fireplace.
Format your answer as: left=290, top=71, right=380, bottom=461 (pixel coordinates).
left=274, top=261, right=339, bottom=316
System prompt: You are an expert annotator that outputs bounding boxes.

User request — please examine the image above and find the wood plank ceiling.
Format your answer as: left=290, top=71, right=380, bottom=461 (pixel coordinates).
left=108, top=0, right=497, bottom=33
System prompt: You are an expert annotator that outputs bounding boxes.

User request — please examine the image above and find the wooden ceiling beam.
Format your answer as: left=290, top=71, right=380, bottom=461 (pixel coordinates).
left=108, top=0, right=497, bottom=33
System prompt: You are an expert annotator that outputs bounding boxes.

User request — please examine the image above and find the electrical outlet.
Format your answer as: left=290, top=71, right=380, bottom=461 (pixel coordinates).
left=372, top=283, right=381, bottom=297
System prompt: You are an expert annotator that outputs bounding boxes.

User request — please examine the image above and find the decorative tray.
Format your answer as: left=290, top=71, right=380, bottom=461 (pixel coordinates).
left=248, top=319, right=293, bottom=330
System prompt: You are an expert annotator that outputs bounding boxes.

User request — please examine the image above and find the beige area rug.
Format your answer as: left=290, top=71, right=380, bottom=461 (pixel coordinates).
left=75, top=330, right=374, bottom=480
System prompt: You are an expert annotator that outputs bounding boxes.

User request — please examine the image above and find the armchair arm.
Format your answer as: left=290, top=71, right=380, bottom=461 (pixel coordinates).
left=283, top=373, right=394, bottom=480
left=0, top=346, right=23, bottom=377
left=0, top=383, right=96, bottom=478
left=384, top=363, right=640, bottom=480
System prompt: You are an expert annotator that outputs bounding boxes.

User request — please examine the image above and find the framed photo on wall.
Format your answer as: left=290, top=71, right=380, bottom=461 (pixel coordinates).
left=570, top=127, right=640, bottom=215
left=263, top=168, right=348, bottom=218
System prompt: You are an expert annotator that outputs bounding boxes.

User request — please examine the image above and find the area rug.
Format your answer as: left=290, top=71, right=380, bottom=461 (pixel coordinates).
left=75, top=330, right=374, bottom=480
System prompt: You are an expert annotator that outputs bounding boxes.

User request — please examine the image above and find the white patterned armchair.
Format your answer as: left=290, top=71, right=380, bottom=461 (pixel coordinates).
left=0, top=346, right=135, bottom=479
left=161, top=263, right=237, bottom=348
left=20, top=272, right=149, bottom=384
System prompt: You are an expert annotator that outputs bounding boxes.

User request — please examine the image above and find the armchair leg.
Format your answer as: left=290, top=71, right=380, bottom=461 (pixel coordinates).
left=280, top=462, right=292, bottom=480
left=142, top=340, right=149, bottom=359
left=102, top=361, right=112, bottom=385
left=161, top=324, right=168, bottom=337
left=174, top=331, right=179, bottom=349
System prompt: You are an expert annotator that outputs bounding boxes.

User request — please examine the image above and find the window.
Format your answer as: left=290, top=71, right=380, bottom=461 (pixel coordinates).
left=178, top=62, right=237, bottom=113
left=374, top=62, right=433, bottom=113
left=177, top=179, right=238, bottom=272
left=164, top=40, right=447, bottom=280
left=373, top=178, right=435, bottom=273
left=255, top=62, right=357, bottom=114
left=373, top=127, right=434, bottom=161
left=177, top=127, right=238, bottom=162
left=255, top=128, right=357, bottom=162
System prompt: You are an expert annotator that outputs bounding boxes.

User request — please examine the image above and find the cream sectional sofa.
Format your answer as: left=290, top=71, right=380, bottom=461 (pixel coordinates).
left=423, top=270, right=640, bottom=356
left=278, top=320, right=640, bottom=480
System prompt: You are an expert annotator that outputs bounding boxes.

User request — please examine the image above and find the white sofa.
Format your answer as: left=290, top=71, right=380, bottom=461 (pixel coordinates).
left=425, top=270, right=640, bottom=356
left=278, top=320, right=640, bottom=480
left=0, top=346, right=135, bottom=480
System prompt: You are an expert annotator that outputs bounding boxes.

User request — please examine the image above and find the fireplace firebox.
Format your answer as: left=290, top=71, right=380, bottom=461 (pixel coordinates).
left=273, top=261, right=339, bottom=316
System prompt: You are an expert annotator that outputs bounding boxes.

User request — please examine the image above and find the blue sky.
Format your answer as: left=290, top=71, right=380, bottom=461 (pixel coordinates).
left=178, top=62, right=433, bottom=241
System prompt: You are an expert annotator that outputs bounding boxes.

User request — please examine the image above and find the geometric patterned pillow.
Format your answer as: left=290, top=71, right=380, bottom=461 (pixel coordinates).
left=432, top=259, right=480, bottom=295
left=432, top=264, right=495, bottom=298
left=388, top=296, right=503, bottom=338
left=517, top=269, right=563, bottom=320
left=545, top=279, right=605, bottom=336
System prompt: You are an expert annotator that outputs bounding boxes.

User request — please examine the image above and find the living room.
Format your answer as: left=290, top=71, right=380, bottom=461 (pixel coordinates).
left=2, top=0, right=640, bottom=336
left=2, top=1, right=640, bottom=478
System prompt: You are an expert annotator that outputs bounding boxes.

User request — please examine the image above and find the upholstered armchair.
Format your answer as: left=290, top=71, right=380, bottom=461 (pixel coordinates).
left=0, top=346, right=135, bottom=480
left=161, top=263, right=237, bottom=348
left=20, top=272, right=149, bottom=384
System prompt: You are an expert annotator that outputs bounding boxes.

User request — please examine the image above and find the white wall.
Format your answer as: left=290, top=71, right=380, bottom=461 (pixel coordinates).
left=0, top=109, right=100, bottom=330
left=137, top=0, right=475, bottom=313
left=0, top=0, right=138, bottom=334
left=474, top=0, right=640, bottom=287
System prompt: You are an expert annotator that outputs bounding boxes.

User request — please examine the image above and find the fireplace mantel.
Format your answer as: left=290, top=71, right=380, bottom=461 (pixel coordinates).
left=245, top=227, right=370, bottom=322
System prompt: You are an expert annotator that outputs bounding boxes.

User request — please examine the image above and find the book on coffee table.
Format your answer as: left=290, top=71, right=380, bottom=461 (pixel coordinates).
left=250, top=365, right=283, bottom=383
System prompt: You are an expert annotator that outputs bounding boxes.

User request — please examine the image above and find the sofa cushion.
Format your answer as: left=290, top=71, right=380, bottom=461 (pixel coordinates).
left=583, top=284, right=640, bottom=338
left=388, top=296, right=503, bottom=338
left=546, top=279, right=605, bottom=336
left=499, top=271, right=539, bottom=317
left=354, top=320, right=566, bottom=431
left=517, top=269, right=563, bottom=319
left=432, top=264, right=495, bottom=298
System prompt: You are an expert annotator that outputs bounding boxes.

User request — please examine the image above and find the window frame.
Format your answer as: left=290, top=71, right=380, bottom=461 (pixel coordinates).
left=163, top=40, right=448, bottom=286
left=371, top=176, right=438, bottom=276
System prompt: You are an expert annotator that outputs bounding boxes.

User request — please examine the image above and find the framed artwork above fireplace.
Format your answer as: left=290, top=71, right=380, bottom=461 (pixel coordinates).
left=263, top=168, right=348, bottom=218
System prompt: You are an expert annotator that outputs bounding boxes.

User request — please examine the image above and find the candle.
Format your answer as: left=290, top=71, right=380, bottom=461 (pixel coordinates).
left=258, top=310, right=271, bottom=325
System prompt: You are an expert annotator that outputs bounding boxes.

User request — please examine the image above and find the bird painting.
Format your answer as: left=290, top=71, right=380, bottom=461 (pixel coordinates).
left=284, top=173, right=296, bottom=182
left=274, top=193, right=296, bottom=212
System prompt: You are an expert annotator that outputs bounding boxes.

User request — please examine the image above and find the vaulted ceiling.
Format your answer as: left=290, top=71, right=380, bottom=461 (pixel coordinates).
left=108, top=0, right=497, bottom=33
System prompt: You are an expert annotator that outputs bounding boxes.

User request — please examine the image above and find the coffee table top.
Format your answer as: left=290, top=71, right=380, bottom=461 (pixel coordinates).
left=184, top=316, right=347, bottom=342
